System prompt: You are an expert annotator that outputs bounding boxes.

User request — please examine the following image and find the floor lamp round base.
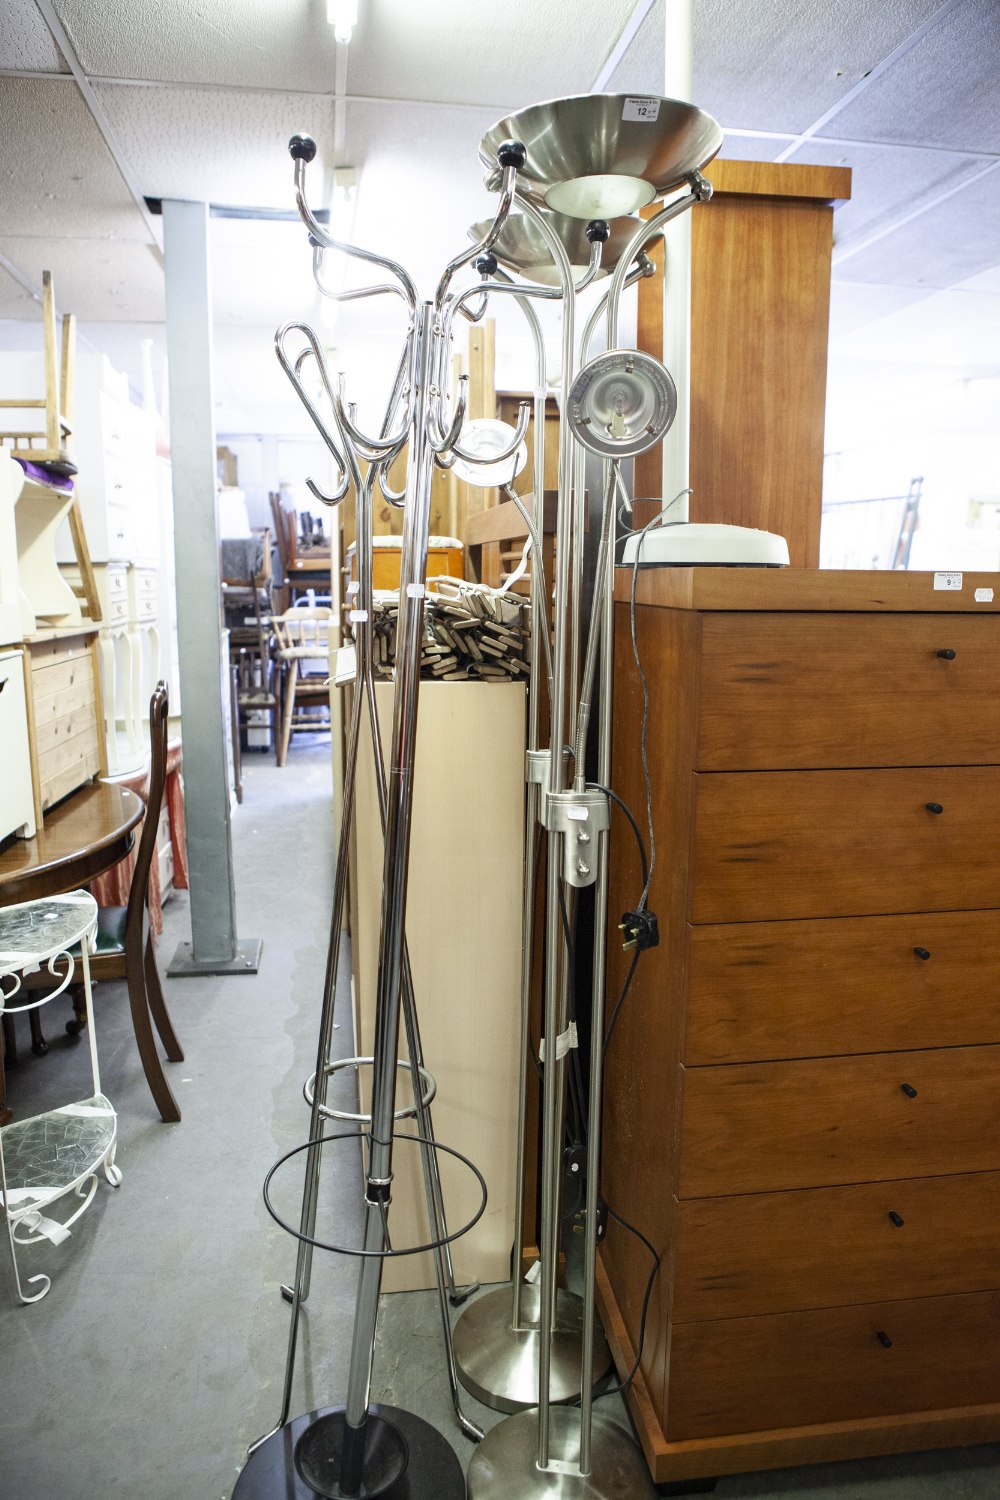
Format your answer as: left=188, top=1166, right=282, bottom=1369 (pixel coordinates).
left=233, top=1403, right=466, bottom=1500
left=467, top=1406, right=652, bottom=1499
left=453, top=1285, right=612, bottom=1413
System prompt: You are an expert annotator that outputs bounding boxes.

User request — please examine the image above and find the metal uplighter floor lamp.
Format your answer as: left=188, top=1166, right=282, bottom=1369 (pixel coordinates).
left=235, top=89, right=721, bottom=1500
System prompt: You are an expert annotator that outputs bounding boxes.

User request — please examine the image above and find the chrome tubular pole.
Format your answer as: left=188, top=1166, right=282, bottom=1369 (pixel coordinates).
left=339, top=299, right=438, bottom=1491
left=510, top=194, right=579, bottom=1473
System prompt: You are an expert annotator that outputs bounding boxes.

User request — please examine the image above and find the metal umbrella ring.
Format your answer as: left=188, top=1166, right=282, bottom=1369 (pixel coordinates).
left=263, top=1128, right=488, bottom=1259
left=303, top=1055, right=438, bottom=1123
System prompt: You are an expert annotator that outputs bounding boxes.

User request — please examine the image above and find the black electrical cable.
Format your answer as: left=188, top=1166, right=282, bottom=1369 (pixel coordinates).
left=596, top=1200, right=661, bottom=1396
left=603, top=947, right=640, bottom=1054
left=587, top=780, right=648, bottom=893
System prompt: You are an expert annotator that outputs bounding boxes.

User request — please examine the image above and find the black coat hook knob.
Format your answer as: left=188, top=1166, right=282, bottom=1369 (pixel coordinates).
left=497, top=140, right=527, bottom=170
left=925, top=802, right=944, bottom=814
left=913, top=947, right=931, bottom=961
left=937, top=648, right=957, bottom=659
left=876, top=1331, right=893, bottom=1349
left=900, top=1083, right=918, bottom=1098
left=289, top=133, right=317, bottom=162
left=888, top=1210, right=905, bottom=1227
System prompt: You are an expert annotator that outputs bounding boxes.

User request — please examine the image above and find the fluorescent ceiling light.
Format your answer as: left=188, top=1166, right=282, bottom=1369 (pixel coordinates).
left=327, top=0, right=358, bottom=44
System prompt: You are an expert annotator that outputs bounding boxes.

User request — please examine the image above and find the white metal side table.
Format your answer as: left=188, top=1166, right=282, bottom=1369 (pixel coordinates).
left=0, top=889, right=121, bottom=1303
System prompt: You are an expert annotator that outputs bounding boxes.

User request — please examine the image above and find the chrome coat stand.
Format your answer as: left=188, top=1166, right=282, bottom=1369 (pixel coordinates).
left=235, top=136, right=529, bottom=1500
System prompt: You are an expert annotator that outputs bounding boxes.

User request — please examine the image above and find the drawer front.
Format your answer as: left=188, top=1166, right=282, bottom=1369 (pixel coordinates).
left=686, top=910, right=1000, bottom=1063
left=696, top=613, right=1000, bottom=770
left=666, top=1290, right=1000, bottom=1440
left=106, top=499, right=132, bottom=560
left=31, top=655, right=96, bottom=739
left=692, top=767, right=1000, bottom=922
left=674, top=1172, right=1000, bottom=1322
left=99, top=389, right=129, bottom=456
left=679, top=1045, right=1000, bottom=1198
left=105, top=565, right=129, bottom=603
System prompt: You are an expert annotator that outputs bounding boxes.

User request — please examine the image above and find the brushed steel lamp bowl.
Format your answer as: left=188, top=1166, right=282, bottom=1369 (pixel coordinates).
left=468, top=210, right=654, bottom=286
left=480, top=92, right=723, bottom=219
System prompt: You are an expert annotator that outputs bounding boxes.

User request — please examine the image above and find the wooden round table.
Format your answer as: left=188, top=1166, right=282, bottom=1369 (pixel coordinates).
left=0, top=782, right=144, bottom=906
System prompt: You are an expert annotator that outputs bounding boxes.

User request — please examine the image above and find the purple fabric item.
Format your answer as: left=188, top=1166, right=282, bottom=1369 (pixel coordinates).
left=14, top=457, right=75, bottom=492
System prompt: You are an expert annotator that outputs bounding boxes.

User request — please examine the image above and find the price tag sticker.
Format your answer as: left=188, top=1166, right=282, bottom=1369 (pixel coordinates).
left=623, top=96, right=660, bottom=123
left=975, top=587, right=994, bottom=602
left=933, top=572, right=963, bottom=591
left=346, top=581, right=360, bottom=597
left=566, top=805, right=589, bottom=821
left=348, top=609, right=368, bottom=624
left=406, top=583, right=426, bottom=599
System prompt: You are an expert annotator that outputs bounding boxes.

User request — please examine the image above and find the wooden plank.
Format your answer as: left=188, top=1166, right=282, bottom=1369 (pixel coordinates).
left=674, top=1171, right=1000, bottom=1322
left=691, top=765, right=1000, bottom=923
left=705, top=158, right=852, bottom=204
left=42, top=271, right=59, bottom=454
left=463, top=492, right=558, bottom=546
left=32, top=654, right=95, bottom=706
left=686, top=910, right=1000, bottom=1064
left=597, top=1254, right=1000, bottom=1485
left=33, top=702, right=99, bottom=758
left=20, top=645, right=44, bottom=831
left=696, top=611, right=1000, bottom=769
left=90, top=633, right=108, bottom=775
left=679, top=1044, right=1000, bottom=1199
left=67, top=500, right=102, bottom=621
left=38, top=720, right=99, bottom=782
left=32, top=673, right=96, bottom=733
left=38, top=725, right=100, bottom=810
left=667, top=1289, right=1000, bottom=1440
left=615, top=566, right=1000, bottom=612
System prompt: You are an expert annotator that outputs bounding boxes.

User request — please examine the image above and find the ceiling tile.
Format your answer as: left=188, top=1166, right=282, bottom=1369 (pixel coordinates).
left=0, top=272, right=41, bottom=320
left=829, top=0, right=1000, bottom=152
left=830, top=282, right=1000, bottom=372
left=0, top=236, right=164, bottom=320
left=692, top=0, right=948, bottom=135
left=605, top=0, right=664, bottom=97
left=93, top=81, right=336, bottom=209
left=793, top=137, right=989, bottom=248
left=52, top=0, right=337, bottom=91
left=0, top=77, right=153, bottom=241
left=833, top=160, right=1000, bottom=288
left=346, top=0, right=636, bottom=108
left=1, top=0, right=68, bottom=71
left=827, top=279, right=934, bottom=339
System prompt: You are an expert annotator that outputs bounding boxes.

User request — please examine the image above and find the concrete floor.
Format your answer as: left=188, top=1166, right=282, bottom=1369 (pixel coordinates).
left=1, top=737, right=999, bottom=1498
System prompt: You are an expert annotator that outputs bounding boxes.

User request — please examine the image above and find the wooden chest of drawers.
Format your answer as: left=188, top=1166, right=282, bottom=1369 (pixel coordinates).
left=23, top=628, right=107, bottom=826
left=598, top=569, right=1000, bottom=1487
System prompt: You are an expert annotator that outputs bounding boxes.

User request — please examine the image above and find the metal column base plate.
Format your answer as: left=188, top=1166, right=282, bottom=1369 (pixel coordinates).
left=233, top=1403, right=465, bottom=1500
left=167, top=937, right=262, bottom=977
left=467, top=1406, right=653, bottom=1499
left=453, top=1284, right=611, bottom=1413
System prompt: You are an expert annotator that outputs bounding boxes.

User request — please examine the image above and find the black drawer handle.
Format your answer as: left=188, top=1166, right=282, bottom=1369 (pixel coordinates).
left=925, top=802, right=944, bottom=815
left=937, top=648, right=957, bottom=660
left=876, top=1331, right=893, bottom=1349
left=913, top=947, right=931, bottom=961
left=900, top=1083, right=918, bottom=1098
left=888, top=1210, right=905, bottom=1228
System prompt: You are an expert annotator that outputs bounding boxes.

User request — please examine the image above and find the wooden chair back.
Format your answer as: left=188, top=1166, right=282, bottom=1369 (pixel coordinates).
left=0, top=271, right=76, bottom=463
left=126, top=682, right=169, bottom=933
left=272, top=606, right=333, bottom=659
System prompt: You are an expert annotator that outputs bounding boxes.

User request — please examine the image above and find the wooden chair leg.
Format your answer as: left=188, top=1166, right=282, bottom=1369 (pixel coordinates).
left=278, top=659, right=297, bottom=766
left=65, top=983, right=87, bottom=1037
left=28, top=1009, right=49, bottom=1057
left=144, top=934, right=184, bottom=1062
left=1, top=1015, right=16, bottom=1069
left=124, top=945, right=181, bottom=1123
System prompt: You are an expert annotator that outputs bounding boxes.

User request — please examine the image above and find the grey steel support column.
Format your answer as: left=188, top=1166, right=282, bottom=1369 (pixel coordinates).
left=161, top=198, right=261, bottom=977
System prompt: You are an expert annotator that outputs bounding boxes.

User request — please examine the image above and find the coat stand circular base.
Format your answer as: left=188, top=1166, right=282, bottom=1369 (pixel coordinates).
left=453, top=1284, right=611, bottom=1412
left=233, top=1403, right=466, bottom=1500
left=467, top=1406, right=653, bottom=1499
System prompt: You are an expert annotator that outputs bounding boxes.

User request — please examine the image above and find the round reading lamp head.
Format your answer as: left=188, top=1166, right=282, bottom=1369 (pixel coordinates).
left=479, top=93, right=722, bottom=219
left=467, top=211, right=655, bottom=287
left=567, top=350, right=677, bottom=459
left=451, top=419, right=529, bottom=488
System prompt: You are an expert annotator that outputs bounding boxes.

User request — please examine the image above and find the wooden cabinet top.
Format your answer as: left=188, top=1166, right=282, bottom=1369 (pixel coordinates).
left=703, top=158, right=852, bottom=205
left=614, top=567, right=1000, bottom=614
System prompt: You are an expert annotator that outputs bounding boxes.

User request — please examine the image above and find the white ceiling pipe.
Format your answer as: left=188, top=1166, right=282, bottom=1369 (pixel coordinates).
left=661, top=0, right=694, bottom=519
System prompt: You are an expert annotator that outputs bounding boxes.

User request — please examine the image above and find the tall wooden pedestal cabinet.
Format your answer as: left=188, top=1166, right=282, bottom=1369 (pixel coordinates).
left=599, top=568, right=1000, bottom=1489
